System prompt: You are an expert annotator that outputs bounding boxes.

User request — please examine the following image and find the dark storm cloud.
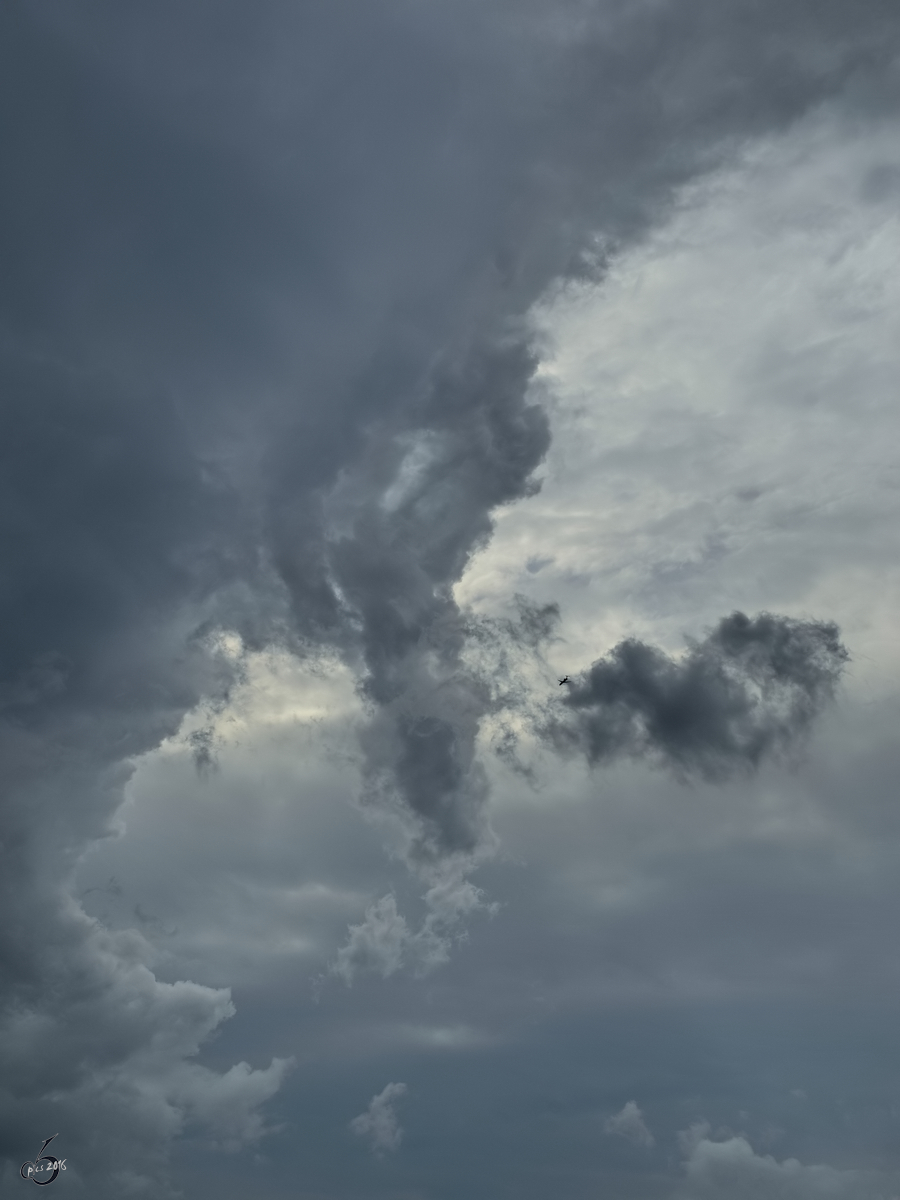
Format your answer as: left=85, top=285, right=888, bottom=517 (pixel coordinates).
left=334, top=341, right=550, bottom=864
left=1, top=0, right=899, bottom=1192
left=545, top=613, right=849, bottom=780
left=0, top=353, right=284, bottom=1192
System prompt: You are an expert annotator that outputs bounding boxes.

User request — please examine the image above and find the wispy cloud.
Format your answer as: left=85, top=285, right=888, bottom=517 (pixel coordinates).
left=349, top=1083, right=408, bottom=1155
left=605, top=1100, right=655, bottom=1148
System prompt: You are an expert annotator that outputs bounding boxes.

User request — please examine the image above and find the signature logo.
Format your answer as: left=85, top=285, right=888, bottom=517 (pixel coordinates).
left=20, top=1136, right=66, bottom=1186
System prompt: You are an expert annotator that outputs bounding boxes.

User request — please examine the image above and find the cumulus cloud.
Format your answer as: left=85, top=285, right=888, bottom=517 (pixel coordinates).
left=349, top=1083, right=408, bottom=1155
left=332, top=895, right=410, bottom=985
left=544, top=613, right=848, bottom=780
left=332, top=871, right=495, bottom=984
left=676, top=1133, right=900, bottom=1200
left=604, top=1100, right=655, bottom=1148
left=0, top=903, right=293, bottom=1193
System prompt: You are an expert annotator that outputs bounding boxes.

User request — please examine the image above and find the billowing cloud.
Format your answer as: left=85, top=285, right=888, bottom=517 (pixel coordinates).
left=676, top=1133, right=899, bottom=1200
left=1, top=0, right=898, bottom=1194
left=349, top=1082, right=408, bottom=1155
left=0, top=901, right=293, bottom=1192
left=544, top=613, right=848, bottom=780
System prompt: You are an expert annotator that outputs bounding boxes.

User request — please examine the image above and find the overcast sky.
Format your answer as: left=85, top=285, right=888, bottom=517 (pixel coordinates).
left=2, top=3, right=900, bottom=1198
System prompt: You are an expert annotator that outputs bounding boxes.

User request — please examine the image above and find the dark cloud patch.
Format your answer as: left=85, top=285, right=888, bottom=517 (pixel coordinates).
left=189, top=726, right=219, bottom=776
left=395, top=717, right=470, bottom=851
left=546, top=613, right=849, bottom=780
left=322, top=340, right=549, bottom=864
left=0, top=350, right=248, bottom=875
left=0, top=354, right=272, bottom=1195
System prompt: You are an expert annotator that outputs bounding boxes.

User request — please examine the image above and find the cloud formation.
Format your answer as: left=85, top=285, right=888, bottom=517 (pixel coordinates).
left=545, top=613, right=848, bottom=780
left=1, top=0, right=898, bottom=1192
left=605, top=1100, right=655, bottom=1148
left=349, top=1082, right=408, bottom=1155
left=677, top=1133, right=899, bottom=1200
left=0, top=901, right=293, bottom=1193
left=332, top=872, right=494, bottom=984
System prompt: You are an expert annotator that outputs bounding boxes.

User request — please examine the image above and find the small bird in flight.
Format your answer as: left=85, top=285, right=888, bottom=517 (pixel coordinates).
left=558, top=676, right=570, bottom=686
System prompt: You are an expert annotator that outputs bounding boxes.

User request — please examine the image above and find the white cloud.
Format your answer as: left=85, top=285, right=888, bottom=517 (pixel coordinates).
left=349, top=1082, right=408, bottom=1155
left=332, top=864, right=498, bottom=984
left=164, top=1056, right=295, bottom=1152
left=604, top=1099, right=655, bottom=1148
left=459, top=105, right=900, bottom=701
left=676, top=1134, right=900, bottom=1200
left=457, top=102, right=900, bottom=1014
left=332, top=895, right=411, bottom=984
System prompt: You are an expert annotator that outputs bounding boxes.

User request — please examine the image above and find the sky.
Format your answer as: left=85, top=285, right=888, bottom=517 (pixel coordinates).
left=1, top=2, right=900, bottom=1197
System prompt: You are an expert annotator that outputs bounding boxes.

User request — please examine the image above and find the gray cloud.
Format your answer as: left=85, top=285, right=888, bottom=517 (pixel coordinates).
left=605, top=1100, right=656, bottom=1148
left=332, top=873, right=494, bottom=985
left=0, top=904, right=294, bottom=1192
left=676, top=1133, right=899, bottom=1200
left=544, top=613, right=848, bottom=780
left=332, top=895, right=410, bottom=985
left=1, top=0, right=898, bottom=1192
left=338, top=340, right=550, bottom=868
left=349, top=1082, right=408, bottom=1155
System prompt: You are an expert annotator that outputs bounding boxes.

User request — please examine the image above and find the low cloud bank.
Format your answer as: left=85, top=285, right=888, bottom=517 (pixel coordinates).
left=677, top=1132, right=897, bottom=1200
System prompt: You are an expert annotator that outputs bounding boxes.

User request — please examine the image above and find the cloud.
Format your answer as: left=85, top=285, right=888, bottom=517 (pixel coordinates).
left=544, top=613, right=848, bottom=780
left=332, top=895, right=411, bottom=985
left=1, top=0, right=898, bottom=1192
left=332, top=870, right=496, bottom=984
left=349, top=1082, right=408, bottom=1155
left=336, top=340, right=550, bottom=873
left=164, top=1056, right=294, bottom=1152
left=604, top=1100, right=655, bottom=1148
left=676, top=1133, right=900, bottom=1200
left=0, top=904, right=293, bottom=1193
left=248, top=0, right=900, bottom=913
